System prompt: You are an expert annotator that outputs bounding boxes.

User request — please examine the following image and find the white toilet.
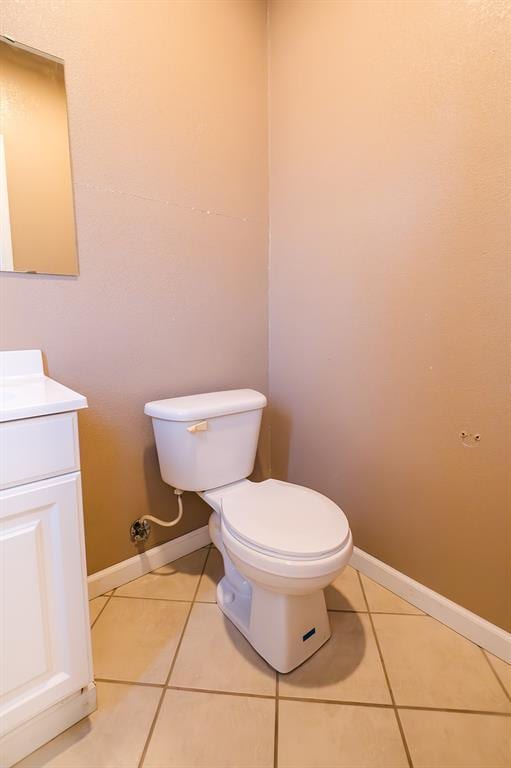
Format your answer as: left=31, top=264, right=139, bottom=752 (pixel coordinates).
left=145, top=389, right=353, bottom=673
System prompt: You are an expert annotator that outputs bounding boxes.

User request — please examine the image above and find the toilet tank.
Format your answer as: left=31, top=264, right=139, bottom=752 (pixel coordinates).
left=144, top=389, right=267, bottom=491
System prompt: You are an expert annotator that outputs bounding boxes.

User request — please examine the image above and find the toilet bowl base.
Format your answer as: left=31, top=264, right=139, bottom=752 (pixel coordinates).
left=216, top=576, right=331, bottom=673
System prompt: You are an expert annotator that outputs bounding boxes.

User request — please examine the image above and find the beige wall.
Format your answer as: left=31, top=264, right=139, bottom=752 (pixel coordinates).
left=269, top=0, right=511, bottom=630
left=0, top=0, right=269, bottom=574
left=1, top=0, right=509, bottom=630
left=0, top=41, right=78, bottom=274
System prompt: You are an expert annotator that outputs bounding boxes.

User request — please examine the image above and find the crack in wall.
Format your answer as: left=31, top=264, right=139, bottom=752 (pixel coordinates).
left=76, top=180, right=252, bottom=224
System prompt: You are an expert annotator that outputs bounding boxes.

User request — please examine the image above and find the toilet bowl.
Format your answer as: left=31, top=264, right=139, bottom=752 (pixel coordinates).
left=145, top=389, right=353, bottom=673
left=203, top=478, right=353, bottom=672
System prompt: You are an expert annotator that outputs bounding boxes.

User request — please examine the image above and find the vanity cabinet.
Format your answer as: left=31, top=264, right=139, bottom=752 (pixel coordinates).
left=0, top=351, right=95, bottom=766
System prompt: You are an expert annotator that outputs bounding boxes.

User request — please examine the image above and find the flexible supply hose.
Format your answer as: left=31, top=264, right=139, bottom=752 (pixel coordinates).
left=138, top=488, right=184, bottom=528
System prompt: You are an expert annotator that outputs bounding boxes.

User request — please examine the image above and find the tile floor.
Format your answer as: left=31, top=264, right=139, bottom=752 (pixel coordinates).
left=16, top=546, right=511, bottom=768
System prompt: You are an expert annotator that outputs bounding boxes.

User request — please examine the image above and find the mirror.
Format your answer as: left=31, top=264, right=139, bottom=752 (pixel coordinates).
left=0, top=37, right=78, bottom=275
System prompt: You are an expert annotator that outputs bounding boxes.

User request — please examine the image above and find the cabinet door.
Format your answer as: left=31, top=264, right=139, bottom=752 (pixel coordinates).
left=0, top=473, right=92, bottom=736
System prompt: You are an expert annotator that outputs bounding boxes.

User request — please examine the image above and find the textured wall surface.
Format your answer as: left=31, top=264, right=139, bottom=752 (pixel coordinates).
left=269, top=0, right=511, bottom=629
left=0, top=0, right=269, bottom=573
left=1, top=0, right=509, bottom=631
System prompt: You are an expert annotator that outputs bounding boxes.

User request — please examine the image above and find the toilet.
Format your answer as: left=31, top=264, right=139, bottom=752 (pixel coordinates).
left=145, top=389, right=353, bottom=673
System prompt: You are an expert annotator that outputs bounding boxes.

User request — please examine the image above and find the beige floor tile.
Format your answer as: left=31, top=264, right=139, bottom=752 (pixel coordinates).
left=279, top=612, right=391, bottom=704
left=144, top=689, right=274, bottom=768
left=360, top=574, right=423, bottom=614
left=92, top=596, right=189, bottom=683
left=278, top=699, right=408, bottom=768
left=400, top=708, right=511, bottom=768
left=195, top=547, right=224, bottom=602
left=485, top=651, right=511, bottom=698
left=89, top=596, right=108, bottom=625
left=15, top=682, right=160, bottom=768
left=114, top=549, right=208, bottom=601
left=170, top=602, right=275, bottom=695
left=372, top=614, right=511, bottom=712
left=325, top=565, right=367, bottom=611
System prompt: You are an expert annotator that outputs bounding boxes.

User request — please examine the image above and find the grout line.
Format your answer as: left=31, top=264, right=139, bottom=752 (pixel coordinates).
left=279, top=696, right=394, bottom=709
left=479, top=647, right=511, bottom=702
left=137, top=548, right=212, bottom=768
left=94, top=677, right=164, bottom=689
left=368, top=611, right=425, bottom=616
left=117, top=676, right=511, bottom=719
left=195, top=599, right=219, bottom=605
left=279, top=695, right=511, bottom=717
left=327, top=608, right=425, bottom=616
left=93, top=679, right=511, bottom=718
left=279, top=695, right=394, bottom=708
left=93, top=677, right=511, bottom=717
left=167, top=684, right=275, bottom=701
left=95, top=593, right=426, bottom=616
left=274, top=673, right=279, bottom=768
left=397, top=704, right=511, bottom=717
left=111, top=594, right=194, bottom=604
left=192, top=552, right=210, bottom=607
left=323, top=607, right=368, bottom=613
left=90, top=590, right=115, bottom=630
left=357, top=570, right=414, bottom=768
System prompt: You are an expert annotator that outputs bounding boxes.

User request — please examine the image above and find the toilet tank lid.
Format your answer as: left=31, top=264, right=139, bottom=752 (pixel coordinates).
left=144, top=389, right=267, bottom=421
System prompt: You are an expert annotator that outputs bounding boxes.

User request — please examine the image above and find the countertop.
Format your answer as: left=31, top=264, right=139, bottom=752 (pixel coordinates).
left=0, top=350, right=87, bottom=422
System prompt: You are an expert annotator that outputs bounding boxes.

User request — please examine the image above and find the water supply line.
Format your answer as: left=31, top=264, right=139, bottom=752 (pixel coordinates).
left=130, top=489, right=184, bottom=543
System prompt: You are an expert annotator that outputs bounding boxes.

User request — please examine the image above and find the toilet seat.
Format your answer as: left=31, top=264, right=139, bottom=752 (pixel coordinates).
left=221, top=516, right=353, bottom=582
left=221, top=479, right=350, bottom=562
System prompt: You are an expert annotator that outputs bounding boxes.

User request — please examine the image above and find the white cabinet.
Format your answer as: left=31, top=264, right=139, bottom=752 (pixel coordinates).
left=0, top=474, right=91, bottom=735
left=0, top=351, right=94, bottom=766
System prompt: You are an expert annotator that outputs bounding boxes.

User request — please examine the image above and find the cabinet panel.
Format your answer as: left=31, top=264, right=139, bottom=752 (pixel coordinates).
left=1, top=520, right=48, bottom=695
left=0, top=473, right=91, bottom=736
left=0, top=412, right=80, bottom=490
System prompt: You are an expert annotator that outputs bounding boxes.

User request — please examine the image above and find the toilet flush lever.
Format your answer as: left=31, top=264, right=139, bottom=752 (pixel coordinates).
left=187, top=420, right=208, bottom=433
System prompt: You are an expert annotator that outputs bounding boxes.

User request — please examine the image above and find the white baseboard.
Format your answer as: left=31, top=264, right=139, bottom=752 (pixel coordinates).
left=0, top=682, right=96, bottom=767
left=351, top=546, right=511, bottom=663
left=88, top=525, right=211, bottom=599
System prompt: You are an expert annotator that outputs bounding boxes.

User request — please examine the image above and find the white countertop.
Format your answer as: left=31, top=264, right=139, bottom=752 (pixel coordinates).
left=0, top=350, right=87, bottom=422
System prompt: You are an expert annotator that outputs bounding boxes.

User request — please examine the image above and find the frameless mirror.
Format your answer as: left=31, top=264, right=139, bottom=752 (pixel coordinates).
left=0, top=36, right=78, bottom=275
